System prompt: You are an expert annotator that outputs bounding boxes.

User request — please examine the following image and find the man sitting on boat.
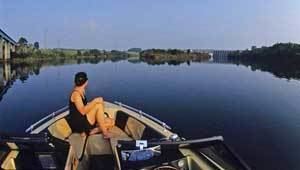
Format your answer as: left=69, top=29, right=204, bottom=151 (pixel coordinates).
left=68, top=72, right=114, bottom=138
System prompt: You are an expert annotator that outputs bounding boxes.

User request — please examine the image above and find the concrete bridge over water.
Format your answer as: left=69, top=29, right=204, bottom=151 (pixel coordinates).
left=0, top=29, right=17, bottom=60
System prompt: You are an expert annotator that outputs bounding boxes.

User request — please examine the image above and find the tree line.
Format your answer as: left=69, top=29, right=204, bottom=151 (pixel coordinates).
left=228, top=43, right=300, bottom=79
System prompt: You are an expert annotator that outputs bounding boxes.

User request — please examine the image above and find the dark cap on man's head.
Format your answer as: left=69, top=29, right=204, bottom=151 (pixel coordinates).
left=74, top=72, right=88, bottom=86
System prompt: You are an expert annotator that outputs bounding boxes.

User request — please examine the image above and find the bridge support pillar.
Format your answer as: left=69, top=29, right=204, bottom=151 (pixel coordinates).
left=4, top=42, right=11, bottom=60
left=11, top=44, right=15, bottom=52
left=3, top=62, right=11, bottom=81
left=0, top=38, right=3, bottom=60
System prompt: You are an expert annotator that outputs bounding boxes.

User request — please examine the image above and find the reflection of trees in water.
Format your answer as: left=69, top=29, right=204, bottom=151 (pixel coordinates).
left=228, top=55, right=300, bottom=80
left=12, top=62, right=41, bottom=82
left=0, top=57, right=206, bottom=101
left=0, top=81, right=13, bottom=102
left=140, top=58, right=207, bottom=66
left=228, top=43, right=300, bottom=80
left=0, top=62, right=37, bottom=102
left=0, top=58, right=107, bottom=101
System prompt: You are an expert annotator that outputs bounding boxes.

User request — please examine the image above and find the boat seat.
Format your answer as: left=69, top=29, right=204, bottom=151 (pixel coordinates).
left=48, top=118, right=72, bottom=141
left=114, top=111, right=164, bottom=141
left=124, top=117, right=146, bottom=140
left=109, top=126, right=133, bottom=149
left=114, top=111, right=146, bottom=140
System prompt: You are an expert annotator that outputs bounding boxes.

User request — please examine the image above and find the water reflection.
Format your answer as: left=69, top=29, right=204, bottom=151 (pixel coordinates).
left=0, top=57, right=210, bottom=101
left=0, top=62, right=13, bottom=101
left=1, top=53, right=299, bottom=103
left=140, top=55, right=210, bottom=66
left=1, top=57, right=300, bottom=170
left=2, top=53, right=299, bottom=102
left=212, top=52, right=300, bottom=80
left=227, top=55, right=300, bottom=80
left=0, top=60, right=69, bottom=101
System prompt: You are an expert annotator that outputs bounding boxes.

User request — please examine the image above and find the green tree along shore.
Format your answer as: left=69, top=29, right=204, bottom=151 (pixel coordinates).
left=9, top=37, right=132, bottom=62
left=6, top=37, right=212, bottom=65
left=228, top=43, right=300, bottom=79
left=140, top=49, right=211, bottom=65
left=11, top=48, right=130, bottom=63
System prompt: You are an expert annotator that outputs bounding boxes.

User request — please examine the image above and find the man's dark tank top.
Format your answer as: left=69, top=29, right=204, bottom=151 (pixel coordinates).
left=68, top=91, right=90, bottom=133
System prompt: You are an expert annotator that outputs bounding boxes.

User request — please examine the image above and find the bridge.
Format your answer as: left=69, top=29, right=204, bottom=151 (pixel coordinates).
left=0, top=29, right=17, bottom=60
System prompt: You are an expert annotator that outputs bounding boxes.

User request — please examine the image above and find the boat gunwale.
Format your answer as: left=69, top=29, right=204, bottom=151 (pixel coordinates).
left=25, top=106, right=69, bottom=133
left=25, top=101, right=174, bottom=137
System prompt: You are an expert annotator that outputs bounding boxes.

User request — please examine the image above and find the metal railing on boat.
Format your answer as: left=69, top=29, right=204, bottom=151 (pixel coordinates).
left=25, top=101, right=171, bottom=133
left=25, top=106, right=69, bottom=133
left=114, top=101, right=171, bottom=130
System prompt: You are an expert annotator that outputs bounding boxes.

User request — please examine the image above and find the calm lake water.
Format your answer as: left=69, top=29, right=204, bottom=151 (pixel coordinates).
left=1, top=59, right=300, bottom=169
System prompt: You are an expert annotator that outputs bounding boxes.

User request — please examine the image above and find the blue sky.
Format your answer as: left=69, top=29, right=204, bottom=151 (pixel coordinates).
left=1, top=0, right=299, bottom=50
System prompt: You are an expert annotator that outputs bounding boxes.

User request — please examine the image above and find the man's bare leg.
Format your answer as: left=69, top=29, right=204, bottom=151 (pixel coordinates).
left=86, top=102, right=115, bottom=136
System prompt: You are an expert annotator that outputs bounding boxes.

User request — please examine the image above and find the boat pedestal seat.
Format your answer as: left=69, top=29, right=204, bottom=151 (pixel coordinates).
left=68, top=133, right=87, bottom=161
left=68, top=126, right=132, bottom=160
left=108, top=126, right=133, bottom=170
left=67, top=127, right=132, bottom=170
left=86, top=134, right=112, bottom=155
left=68, top=133, right=115, bottom=170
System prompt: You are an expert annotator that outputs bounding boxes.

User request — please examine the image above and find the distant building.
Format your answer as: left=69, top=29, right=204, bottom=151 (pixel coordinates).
left=251, top=46, right=257, bottom=51
left=261, top=46, right=267, bottom=49
left=128, top=48, right=142, bottom=53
